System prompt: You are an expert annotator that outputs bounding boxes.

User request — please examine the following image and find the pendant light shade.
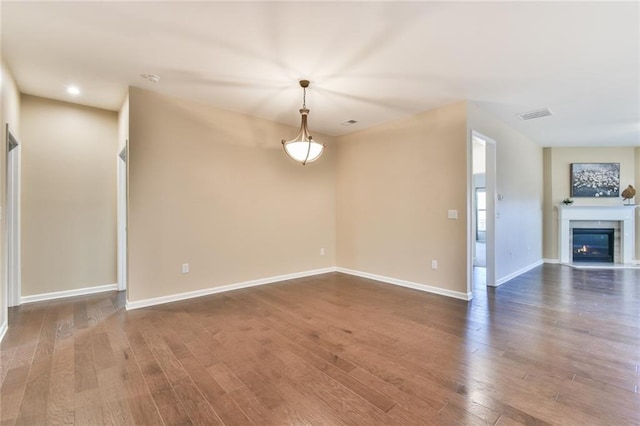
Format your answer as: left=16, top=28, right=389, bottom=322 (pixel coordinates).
left=282, top=80, right=324, bottom=165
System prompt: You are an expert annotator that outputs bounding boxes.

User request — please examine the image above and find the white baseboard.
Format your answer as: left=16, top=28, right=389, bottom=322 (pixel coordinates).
left=126, top=267, right=337, bottom=310
left=0, top=320, right=7, bottom=343
left=21, top=283, right=118, bottom=304
left=336, top=267, right=472, bottom=301
left=493, top=260, right=544, bottom=287
left=543, top=258, right=560, bottom=264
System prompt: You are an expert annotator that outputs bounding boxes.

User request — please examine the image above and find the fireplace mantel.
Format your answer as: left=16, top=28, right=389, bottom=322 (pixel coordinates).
left=557, top=205, right=638, bottom=264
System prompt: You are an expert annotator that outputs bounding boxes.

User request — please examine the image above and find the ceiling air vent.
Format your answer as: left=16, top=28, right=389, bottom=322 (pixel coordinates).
left=518, top=108, right=553, bottom=121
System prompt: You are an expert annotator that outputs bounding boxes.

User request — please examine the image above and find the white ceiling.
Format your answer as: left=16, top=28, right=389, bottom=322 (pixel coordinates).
left=2, top=1, right=638, bottom=147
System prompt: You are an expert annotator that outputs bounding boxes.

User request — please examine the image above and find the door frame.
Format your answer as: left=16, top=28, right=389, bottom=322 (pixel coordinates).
left=116, top=143, right=127, bottom=292
left=6, top=124, right=21, bottom=307
left=468, top=130, right=496, bottom=295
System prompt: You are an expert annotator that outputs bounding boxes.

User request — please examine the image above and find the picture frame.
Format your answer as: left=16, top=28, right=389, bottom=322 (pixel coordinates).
left=570, top=163, right=620, bottom=197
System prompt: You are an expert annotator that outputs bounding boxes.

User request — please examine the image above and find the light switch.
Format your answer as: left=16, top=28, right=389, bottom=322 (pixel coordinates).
left=447, top=210, right=458, bottom=219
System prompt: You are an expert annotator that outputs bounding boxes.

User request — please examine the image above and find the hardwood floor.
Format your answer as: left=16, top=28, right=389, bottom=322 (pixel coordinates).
left=1, top=265, right=639, bottom=425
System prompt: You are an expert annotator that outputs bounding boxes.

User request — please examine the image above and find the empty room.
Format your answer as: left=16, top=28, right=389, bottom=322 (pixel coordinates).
left=1, top=2, right=639, bottom=425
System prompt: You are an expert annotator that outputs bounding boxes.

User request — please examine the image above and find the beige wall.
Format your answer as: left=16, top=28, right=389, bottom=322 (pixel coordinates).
left=335, top=102, right=469, bottom=295
left=127, top=87, right=336, bottom=302
left=1, top=61, right=21, bottom=331
left=542, top=147, right=637, bottom=260
left=20, top=95, right=117, bottom=296
left=467, top=103, right=544, bottom=281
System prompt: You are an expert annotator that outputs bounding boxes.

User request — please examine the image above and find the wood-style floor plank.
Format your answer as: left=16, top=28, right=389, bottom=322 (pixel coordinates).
left=2, top=265, right=640, bottom=425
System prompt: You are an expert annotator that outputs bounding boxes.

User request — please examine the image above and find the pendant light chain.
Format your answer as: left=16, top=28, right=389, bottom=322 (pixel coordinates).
left=302, top=86, right=306, bottom=109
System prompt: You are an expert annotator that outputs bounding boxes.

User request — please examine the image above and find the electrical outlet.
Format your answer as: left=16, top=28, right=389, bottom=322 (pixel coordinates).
left=182, top=263, right=189, bottom=274
left=320, top=248, right=325, bottom=256
left=431, top=260, right=438, bottom=270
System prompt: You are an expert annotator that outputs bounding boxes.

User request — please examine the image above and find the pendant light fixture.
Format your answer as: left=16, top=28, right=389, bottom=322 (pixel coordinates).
left=281, top=80, right=324, bottom=165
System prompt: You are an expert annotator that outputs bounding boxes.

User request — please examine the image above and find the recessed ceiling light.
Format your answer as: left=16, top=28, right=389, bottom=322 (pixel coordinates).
left=141, top=73, right=161, bottom=83
left=66, top=86, right=80, bottom=95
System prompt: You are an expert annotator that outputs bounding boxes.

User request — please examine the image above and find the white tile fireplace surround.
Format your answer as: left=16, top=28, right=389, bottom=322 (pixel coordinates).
left=558, top=205, right=638, bottom=265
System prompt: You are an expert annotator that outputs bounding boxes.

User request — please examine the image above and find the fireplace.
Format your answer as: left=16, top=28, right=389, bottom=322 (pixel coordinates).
left=572, top=228, right=614, bottom=263
left=558, top=205, right=637, bottom=265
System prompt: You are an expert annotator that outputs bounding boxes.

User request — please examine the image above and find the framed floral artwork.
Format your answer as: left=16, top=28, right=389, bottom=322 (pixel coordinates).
left=570, top=163, right=620, bottom=197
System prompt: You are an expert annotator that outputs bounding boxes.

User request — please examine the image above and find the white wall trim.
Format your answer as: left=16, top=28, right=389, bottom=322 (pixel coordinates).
left=126, top=267, right=337, bottom=310
left=493, top=260, right=544, bottom=287
left=336, top=267, right=472, bottom=301
left=0, top=320, right=7, bottom=343
left=21, top=283, right=118, bottom=304
left=116, top=148, right=127, bottom=292
left=543, top=258, right=560, bottom=264
left=6, top=127, right=21, bottom=307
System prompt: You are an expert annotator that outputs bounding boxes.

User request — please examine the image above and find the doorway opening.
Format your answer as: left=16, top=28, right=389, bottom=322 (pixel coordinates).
left=475, top=187, right=487, bottom=265
left=469, top=131, right=496, bottom=294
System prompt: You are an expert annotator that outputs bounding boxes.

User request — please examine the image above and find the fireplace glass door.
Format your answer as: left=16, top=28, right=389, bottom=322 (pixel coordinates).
left=572, top=228, right=614, bottom=263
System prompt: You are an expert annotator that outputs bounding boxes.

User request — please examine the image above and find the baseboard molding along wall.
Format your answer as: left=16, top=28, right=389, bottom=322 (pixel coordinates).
left=0, top=320, right=7, bottom=343
left=336, top=267, right=472, bottom=301
left=543, top=258, right=560, bottom=264
left=127, top=266, right=475, bottom=310
left=493, top=260, right=544, bottom=287
left=10, top=261, right=550, bottom=314
left=126, top=267, right=337, bottom=310
left=21, top=283, right=118, bottom=304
